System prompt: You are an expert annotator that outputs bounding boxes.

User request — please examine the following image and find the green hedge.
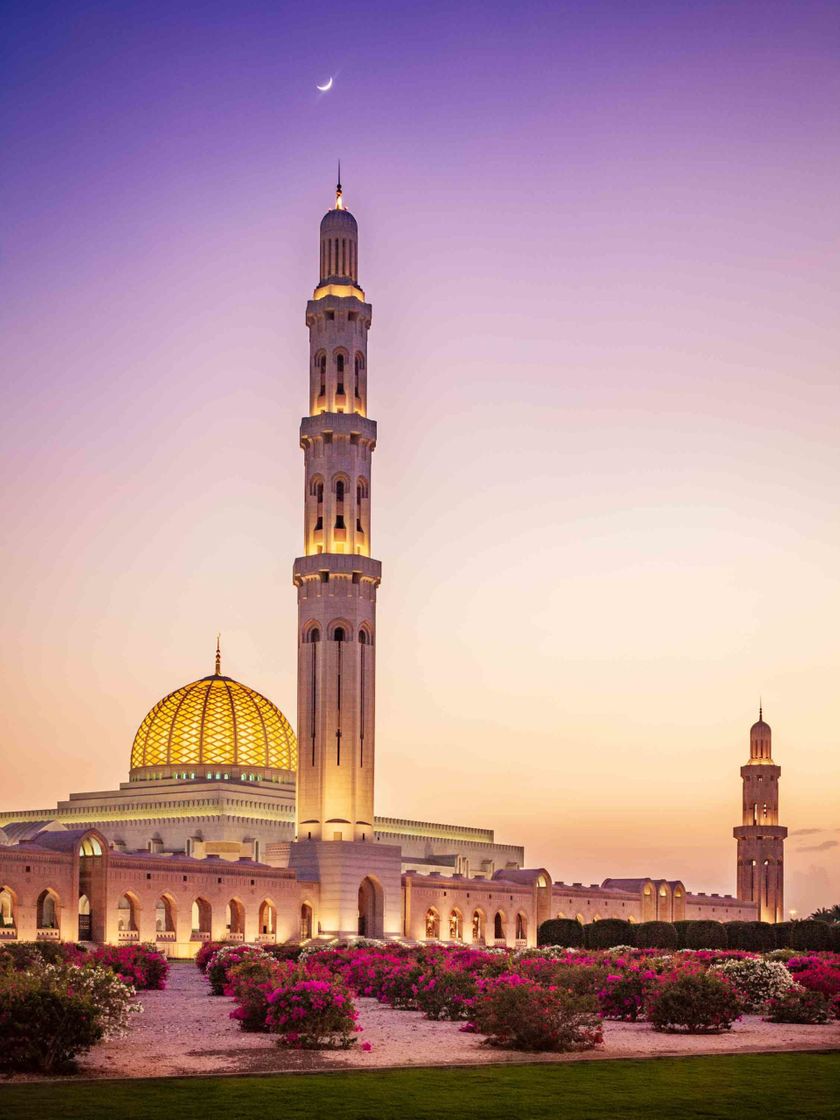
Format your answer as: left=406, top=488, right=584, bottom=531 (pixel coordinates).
left=633, top=921, right=677, bottom=950
left=788, top=920, right=833, bottom=952
left=724, top=921, right=776, bottom=952
left=537, top=919, right=584, bottom=948
left=584, top=919, right=633, bottom=949
left=673, top=920, right=692, bottom=949
left=684, top=920, right=728, bottom=950
left=829, top=924, right=840, bottom=953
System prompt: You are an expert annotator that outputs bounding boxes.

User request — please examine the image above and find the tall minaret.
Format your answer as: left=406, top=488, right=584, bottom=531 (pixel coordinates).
left=733, top=708, right=788, bottom=922
left=293, top=174, right=380, bottom=843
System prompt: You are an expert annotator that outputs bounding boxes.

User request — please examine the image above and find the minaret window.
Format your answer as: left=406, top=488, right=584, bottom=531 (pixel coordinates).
left=354, top=353, right=364, bottom=398
left=336, top=353, right=345, bottom=396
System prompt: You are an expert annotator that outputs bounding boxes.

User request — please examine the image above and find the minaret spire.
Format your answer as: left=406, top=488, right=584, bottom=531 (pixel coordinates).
left=215, top=634, right=221, bottom=676
left=335, top=160, right=343, bottom=210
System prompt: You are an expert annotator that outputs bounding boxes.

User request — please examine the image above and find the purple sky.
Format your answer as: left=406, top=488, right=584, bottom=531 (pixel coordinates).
left=2, top=1, right=839, bottom=914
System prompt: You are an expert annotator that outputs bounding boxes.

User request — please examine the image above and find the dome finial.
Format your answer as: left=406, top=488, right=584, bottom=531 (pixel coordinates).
left=215, top=634, right=221, bottom=676
left=335, top=159, right=343, bottom=210
left=759, top=698, right=762, bottom=722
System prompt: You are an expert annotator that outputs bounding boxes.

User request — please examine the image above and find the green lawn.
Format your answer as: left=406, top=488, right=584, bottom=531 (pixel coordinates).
left=1, top=1053, right=839, bottom=1120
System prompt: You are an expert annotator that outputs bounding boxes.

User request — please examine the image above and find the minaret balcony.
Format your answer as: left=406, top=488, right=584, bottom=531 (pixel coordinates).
left=293, top=553, right=381, bottom=587
left=300, top=413, right=377, bottom=447
left=733, top=824, right=788, bottom=841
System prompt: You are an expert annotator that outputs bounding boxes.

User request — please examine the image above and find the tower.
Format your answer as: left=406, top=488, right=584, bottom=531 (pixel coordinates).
left=733, top=709, right=788, bottom=922
left=293, top=174, right=380, bottom=844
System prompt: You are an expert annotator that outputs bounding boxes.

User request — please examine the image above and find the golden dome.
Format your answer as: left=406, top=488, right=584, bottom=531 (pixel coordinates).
left=129, top=654, right=297, bottom=782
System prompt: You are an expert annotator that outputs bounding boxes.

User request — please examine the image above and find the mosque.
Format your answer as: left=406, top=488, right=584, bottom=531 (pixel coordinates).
left=0, top=181, right=785, bottom=953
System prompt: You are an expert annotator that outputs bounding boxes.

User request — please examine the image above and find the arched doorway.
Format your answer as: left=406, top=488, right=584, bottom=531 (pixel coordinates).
left=471, top=908, right=486, bottom=944
left=1, top=886, right=16, bottom=931
left=449, top=909, right=463, bottom=941
left=117, top=893, right=139, bottom=938
left=78, top=894, right=91, bottom=941
left=493, top=910, right=506, bottom=942
left=37, top=888, right=60, bottom=931
left=357, top=876, right=383, bottom=939
left=155, top=895, right=176, bottom=934
left=424, top=907, right=441, bottom=940
left=299, top=903, right=313, bottom=940
left=192, top=898, right=212, bottom=940
left=259, top=899, right=277, bottom=939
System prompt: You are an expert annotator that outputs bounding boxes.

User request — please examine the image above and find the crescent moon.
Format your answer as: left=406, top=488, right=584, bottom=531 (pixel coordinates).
left=316, top=77, right=333, bottom=92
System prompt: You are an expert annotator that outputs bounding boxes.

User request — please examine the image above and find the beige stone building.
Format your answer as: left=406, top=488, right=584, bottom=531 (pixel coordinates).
left=0, top=180, right=777, bottom=953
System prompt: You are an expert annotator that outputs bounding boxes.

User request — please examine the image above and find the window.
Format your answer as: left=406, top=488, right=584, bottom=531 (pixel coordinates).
left=334, top=627, right=345, bottom=642
left=335, top=480, right=345, bottom=503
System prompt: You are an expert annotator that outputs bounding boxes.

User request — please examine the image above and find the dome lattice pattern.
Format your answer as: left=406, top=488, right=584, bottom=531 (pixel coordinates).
left=130, top=674, right=297, bottom=775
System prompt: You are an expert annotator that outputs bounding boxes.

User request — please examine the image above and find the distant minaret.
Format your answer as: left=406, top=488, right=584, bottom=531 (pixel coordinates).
left=293, top=174, right=379, bottom=842
left=733, top=708, right=788, bottom=922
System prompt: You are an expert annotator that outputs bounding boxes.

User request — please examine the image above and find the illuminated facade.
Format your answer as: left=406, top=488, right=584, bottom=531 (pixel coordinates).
left=733, top=711, right=788, bottom=922
left=0, top=180, right=772, bottom=951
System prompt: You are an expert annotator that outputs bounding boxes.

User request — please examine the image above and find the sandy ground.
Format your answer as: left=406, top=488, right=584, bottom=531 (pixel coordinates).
left=9, top=963, right=840, bottom=1082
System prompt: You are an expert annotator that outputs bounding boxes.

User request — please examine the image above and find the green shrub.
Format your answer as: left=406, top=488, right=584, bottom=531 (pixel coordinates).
left=788, top=920, right=832, bottom=953
left=537, top=919, right=584, bottom=948
left=685, top=920, right=728, bottom=950
left=473, top=975, right=603, bottom=1052
left=774, top=921, right=794, bottom=949
left=829, top=924, right=840, bottom=954
left=0, top=981, right=100, bottom=1072
left=584, top=919, right=633, bottom=949
left=634, top=921, right=677, bottom=950
left=673, top=920, right=692, bottom=949
left=647, top=971, right=742, bottom=1033
left=727, top=920, right=777, bottom=952
left=764, top=988, right=831, bottom=1024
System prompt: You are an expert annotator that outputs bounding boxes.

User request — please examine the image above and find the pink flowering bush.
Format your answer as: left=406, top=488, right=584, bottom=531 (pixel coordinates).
left=597, top=966, right=658, bottom=1021
left=471, top=973, right=603, bottom=1052
left=227, top=956, right=292, bottom=1031
left=195, top=940, right=229, bottom=973
left=206, top=944, right=267, bottom=995
left=265, top=975, right=359, bottom=1049
left=413, top=965, right=478, bottom=1020
left=784, top=956, right=840, bottom=999
left=764, top=987, right=831, bottom=1024
left=92, top=943, right=169, bottom=990
left=647, top=971, right=743, bottom=1033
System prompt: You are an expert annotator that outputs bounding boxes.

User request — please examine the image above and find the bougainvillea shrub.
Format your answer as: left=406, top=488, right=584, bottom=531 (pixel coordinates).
left=227, top=956, right=292, bottom=1031
left=92, top=943, right=169, bottom=990
left=784, top=957, right=840, bottom=999
left=265, top=975, right=359, bottom=1049
left=764, top=987, right=831, bottom=1024
left=471, top=974, right=603, bottom=1052
left=597, top=966, right=658, bottom=1021
left=413, top=965, right=477, bottom=1020
left=206, top=944, right=267, bottom=995
left=647, top=971, right=742, bottom=1033
left=195, top=940, right=230, bottom=974
left=711, top=958, right=794, bottom=1012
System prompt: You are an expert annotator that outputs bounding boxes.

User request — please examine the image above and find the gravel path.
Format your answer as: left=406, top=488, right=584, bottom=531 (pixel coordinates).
left=12, top=963, right=840, bottom=1081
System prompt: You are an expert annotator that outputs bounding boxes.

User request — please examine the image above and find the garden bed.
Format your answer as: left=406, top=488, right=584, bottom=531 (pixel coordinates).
left=7, top=962, right=839, bottom=1082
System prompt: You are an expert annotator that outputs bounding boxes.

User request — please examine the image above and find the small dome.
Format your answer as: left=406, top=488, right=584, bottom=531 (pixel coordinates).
left=750, top=718, right=771, bottom=736
left=320, top=206, right=358, bottom=235
left=130, top=669, right=297, bottom=781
